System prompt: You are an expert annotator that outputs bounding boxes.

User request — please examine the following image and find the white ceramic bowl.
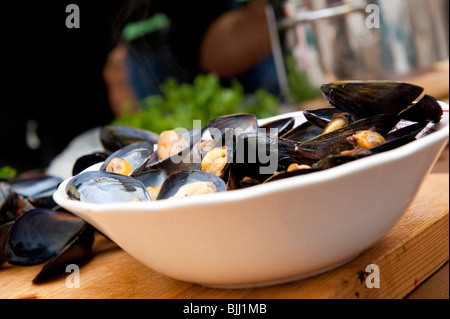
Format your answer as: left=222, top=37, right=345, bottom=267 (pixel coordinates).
left=54, top=103, right=449, bottom=288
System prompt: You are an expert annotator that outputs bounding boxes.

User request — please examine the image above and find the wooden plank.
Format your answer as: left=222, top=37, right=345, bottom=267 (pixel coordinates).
left=0, top=172, right=448, bottom=299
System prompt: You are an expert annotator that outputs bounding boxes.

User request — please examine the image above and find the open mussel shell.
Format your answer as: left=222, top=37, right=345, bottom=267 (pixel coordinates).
left=9, top=174, right=63, bottom=199
left=135, top=169, right=168, bottom=189
left=370, top=122, right=430, bottom=154
left=259, top=117, right=295, bottom=137
left=313, top=121, right=430, bottom=169
left=398, top=94, right=444, bottom=124
left=321, top=81, right=424, bottom=118
left=157, top=170, right=227, bottom=200
left=280, top=121, right=323, bottom=143
left=0, top=221, right=14, bottom=264
left=66, top=171, right=151, bottom=203
left=207, top=113, right=258, bottom=137
left=298, top=114, right=400, bottom=161
left=303, top=108, right=351, bottom=128
left=32, top=223, right=95, bottom=284
left=1, top=182, right=29, bottom=225
left=132, top=126, right=206, bottom=178
left=4, top=209, right=88, bottom=266
left=134, top=147, right=202, bottom=179
left=313, top=149, right=373, bottom=170
left=231, top=133, right=303, bottom=182
left=100, top=140, right=154, bottom=175
left=72, top=152, right=109, bottom=176
left=263, top=168, right=322, bottom=183
left=100, top=124, right=159, bottom=153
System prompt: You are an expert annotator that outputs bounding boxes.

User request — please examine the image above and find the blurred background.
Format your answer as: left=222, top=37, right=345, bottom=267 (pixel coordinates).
left=104, top=0, right=449, bottom=114
left=1, top=0, right=449, bottom=175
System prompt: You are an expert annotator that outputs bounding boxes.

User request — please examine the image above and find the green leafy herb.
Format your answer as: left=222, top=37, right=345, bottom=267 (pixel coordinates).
left=113, top=73, right=280, bottom=133
left=285, top=53, right=321, bottom=104
left=0, top=166, right=17, bottom=180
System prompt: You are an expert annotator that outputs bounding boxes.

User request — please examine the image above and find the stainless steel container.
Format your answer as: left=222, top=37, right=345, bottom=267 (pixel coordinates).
left=266, top=0, right=449, bottom=103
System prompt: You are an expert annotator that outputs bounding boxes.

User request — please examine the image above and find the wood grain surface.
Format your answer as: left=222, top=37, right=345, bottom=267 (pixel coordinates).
left=1, top=171, right=448, bottom=299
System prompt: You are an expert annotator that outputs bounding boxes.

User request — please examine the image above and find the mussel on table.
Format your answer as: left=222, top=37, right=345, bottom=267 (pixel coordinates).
left=3, top=208, right=95, bottom=283
left=1, top=177, right=58, bottom=265
left=1, top=182, right=29, bottom=225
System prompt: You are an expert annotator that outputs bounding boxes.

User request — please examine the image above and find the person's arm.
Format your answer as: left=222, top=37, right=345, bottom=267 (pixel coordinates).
left=199, top=0, right=271, bottom=78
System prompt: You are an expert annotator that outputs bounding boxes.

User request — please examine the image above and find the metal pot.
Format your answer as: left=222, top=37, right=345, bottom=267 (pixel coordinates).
left=266, top=0, right=449, bottom=103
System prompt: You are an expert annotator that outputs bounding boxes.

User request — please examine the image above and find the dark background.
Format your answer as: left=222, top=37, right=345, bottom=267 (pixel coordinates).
left=1, top=1, right=123, bottom=173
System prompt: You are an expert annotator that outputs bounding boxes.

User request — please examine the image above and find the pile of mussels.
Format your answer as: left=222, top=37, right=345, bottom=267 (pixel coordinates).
left=0, top=81, right=444, bottom=283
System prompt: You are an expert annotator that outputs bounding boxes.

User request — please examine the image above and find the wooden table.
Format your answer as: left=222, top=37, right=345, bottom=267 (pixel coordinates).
left=1, top=63, right=449, bottom=300
left=0, top=165, right=448, bottom=299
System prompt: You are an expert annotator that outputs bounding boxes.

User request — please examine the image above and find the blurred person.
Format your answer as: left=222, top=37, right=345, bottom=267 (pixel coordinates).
left=123, top=0, right=279, bottom=98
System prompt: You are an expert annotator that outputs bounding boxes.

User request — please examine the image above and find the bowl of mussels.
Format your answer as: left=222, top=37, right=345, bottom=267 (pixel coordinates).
left=3, top=81, right=448, bottom=288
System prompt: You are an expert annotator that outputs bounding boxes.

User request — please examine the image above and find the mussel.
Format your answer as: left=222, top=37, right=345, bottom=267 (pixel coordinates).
left=207, top=113, right=258, bottom=137
left=320, top=81, right=424, bottom=118
left=100, top=124, right=159, bottom=153
left=72, top=152, right=109, bottom=176
left=3, top=208, right=95, bottom=283
left=100, top=140, right=154, bottom=176
left=66, top=171, right=151, bottom=203
left=132, top=126, right=206, bottom=177
left=157, top=170, right=227, bottom=200
left=259, top=117, right=296, bottom=137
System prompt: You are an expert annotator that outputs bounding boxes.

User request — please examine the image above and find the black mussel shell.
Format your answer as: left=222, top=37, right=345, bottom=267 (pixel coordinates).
left=9, top=175, right=63, bottom=199
left=280, top=121, right=323, bottom=143
left=398, top=95, right=443, bottom=124
left=157, top=170, right=227, bottom=200
left=134, top=149, right=202, bottom=179
left=72, top=152, right=109, bottom=176
left=135, top=169, right=168, bottom=188
left=303, top=108, right=350, bottom=128
left=259, top=117, right=295, bottom=137
left=313, top=149, right=373, bottom=170
left=100, top=124, right=159, bottom=153
left=66, top=171, right=151, bottom=203
left=264, top=168, right=322, bottom=183
left=100, top=140, right=154, bottom=174
left=1, top=182, right=25, bottom=225
left=207, top=113, right=258, bottom=137
left=132, top=127, right=206, bottom=178
left=4, top=209, right=88, bottom=266
left=321, top=81, right=424, bottom=118
left=32, top=224, right=95, bottom=283
left=298, top=114, right=400, bottom=160
left=226, top=173, right=262, bottom=191
left=231, top=133, right=304, bottom=182
left=232, top=114, right=400, bottom=182
left=370, top=122, right=429, bottom=154
left=0, top=221, right=14, bottom=264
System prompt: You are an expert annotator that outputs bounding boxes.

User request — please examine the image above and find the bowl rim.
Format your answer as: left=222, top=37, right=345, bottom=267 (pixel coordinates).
left=53, top=102, right=449, bottom=214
